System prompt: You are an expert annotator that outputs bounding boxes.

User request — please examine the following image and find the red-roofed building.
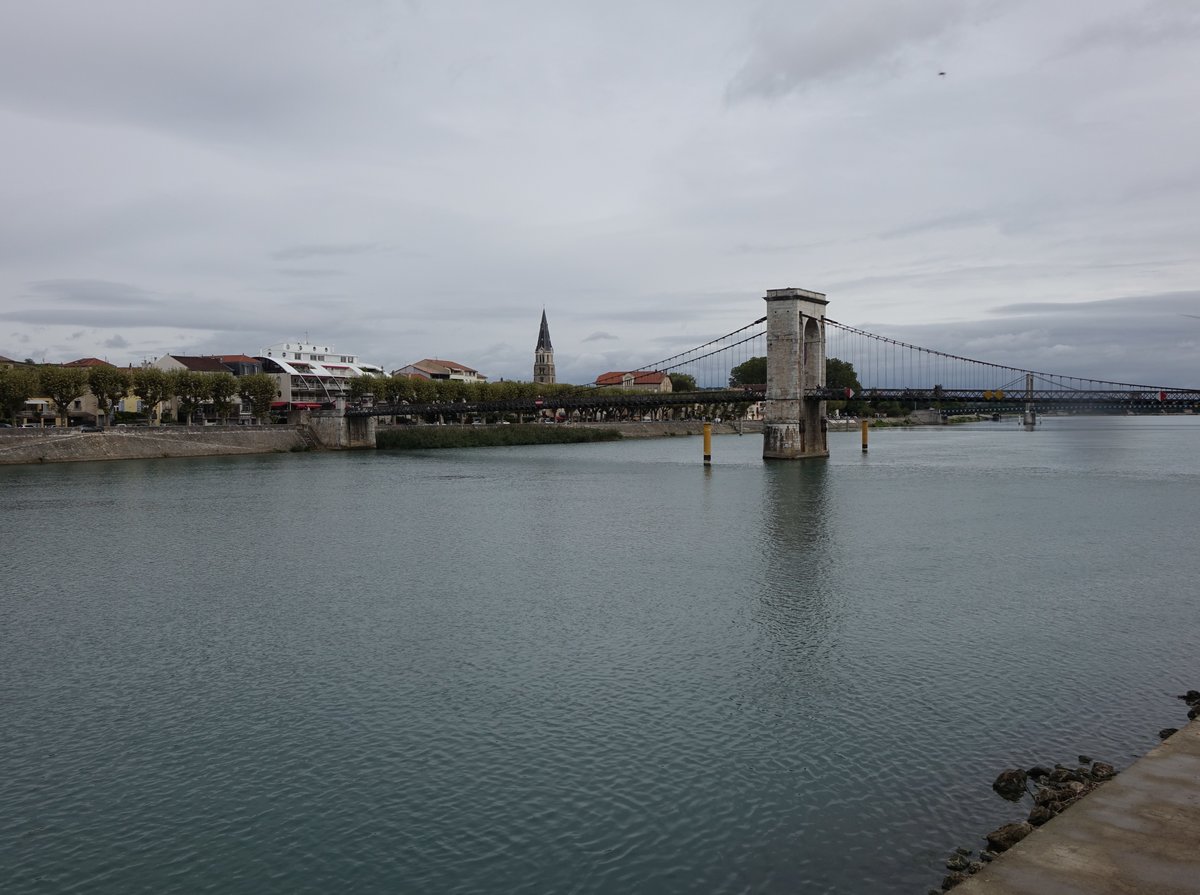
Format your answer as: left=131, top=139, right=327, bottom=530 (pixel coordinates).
left=394, top=358, right=487, bottom=384
left=216, top=355, right=263, bottom=377
left=153, top=355, right=234, bottom=374
left=149, top=355, right=247, bottom=424
left=62, top=357, right=116, bottom=367
left=594, top=371, right=673, bottom=393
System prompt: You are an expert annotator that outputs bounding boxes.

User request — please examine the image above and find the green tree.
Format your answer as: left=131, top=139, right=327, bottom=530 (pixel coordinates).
left=347, top=374, right=380, bottom=405
left=385, top=375, right=417, bottom=404
left=487, top=380, right=521, bottom=401
left=409, top=376, right=437, bottom=403
left=434, top=379, right=470, bottom=403
left=167, top=370, right=210, bottom=424
left=208, top=372, right=240, bottom=422
left=38, top=366, right=90, bottom=426
left=727, top=355, right=860, bottom=392
left=238, top=373, right=279, bottom=422
left=87, top=366, right=132, bottom=427
left=668, top=373, right=698, bottom=392
left=0, top=365, right=40, bottom=424
left=132, top=367, right=171, bottom=425
left=512, top=381, right=540, bottom=400
left=728, top=356, right=767, bottom=387
left=825, top=357, right=860, bottom=394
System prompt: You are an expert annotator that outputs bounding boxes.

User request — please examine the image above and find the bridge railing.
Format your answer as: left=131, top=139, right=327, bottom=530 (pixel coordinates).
left=347, top=385, right=1200, bottom=419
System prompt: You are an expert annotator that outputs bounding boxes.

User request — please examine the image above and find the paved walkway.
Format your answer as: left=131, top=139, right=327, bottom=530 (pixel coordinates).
left=954, top=719, right=1200, bottom=894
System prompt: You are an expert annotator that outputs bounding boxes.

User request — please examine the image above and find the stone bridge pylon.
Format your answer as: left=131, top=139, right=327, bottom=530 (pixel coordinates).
left=763, top=287, right=829, bottom=460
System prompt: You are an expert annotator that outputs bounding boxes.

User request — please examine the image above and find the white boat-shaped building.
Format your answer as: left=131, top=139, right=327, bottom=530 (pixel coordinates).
left=257, top=342, right=385, bottom=412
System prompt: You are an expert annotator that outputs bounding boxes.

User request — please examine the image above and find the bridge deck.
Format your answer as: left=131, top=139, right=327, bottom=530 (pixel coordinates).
left=347, top=388, right=1200, bottom=418
left=953, top=719, right=1200, bottom=894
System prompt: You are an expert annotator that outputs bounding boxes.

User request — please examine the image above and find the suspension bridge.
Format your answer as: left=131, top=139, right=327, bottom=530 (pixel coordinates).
left=349, top=286, right=1200, bottom=459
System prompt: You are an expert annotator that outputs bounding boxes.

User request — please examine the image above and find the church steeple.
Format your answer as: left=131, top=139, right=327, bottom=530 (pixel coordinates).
left=533, top=310, right=556, bottom=384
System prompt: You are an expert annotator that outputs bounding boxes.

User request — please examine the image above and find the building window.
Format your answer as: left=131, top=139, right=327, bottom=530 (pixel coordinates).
left=73, top=400, right=82, bottom=409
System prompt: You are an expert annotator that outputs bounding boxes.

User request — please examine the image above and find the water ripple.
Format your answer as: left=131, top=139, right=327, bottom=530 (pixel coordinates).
left=2, top=420, right=1199, bottom=893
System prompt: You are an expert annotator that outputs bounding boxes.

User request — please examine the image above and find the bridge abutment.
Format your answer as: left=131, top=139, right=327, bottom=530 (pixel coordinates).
left=763, top=287, right=829, bottom=460
left=308, top=415, right=377, bottom=449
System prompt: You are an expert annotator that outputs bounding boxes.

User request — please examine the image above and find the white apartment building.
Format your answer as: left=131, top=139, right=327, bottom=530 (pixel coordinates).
left=257, top=342, right=386, bottom=411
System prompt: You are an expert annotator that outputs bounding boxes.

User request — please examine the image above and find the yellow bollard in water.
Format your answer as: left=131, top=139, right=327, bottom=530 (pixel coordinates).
left=860, top=419, right=869, bottom=453
left=703, top=422, right=712, bottom=465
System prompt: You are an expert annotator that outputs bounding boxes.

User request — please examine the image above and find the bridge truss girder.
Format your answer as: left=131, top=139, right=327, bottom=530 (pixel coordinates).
left=345, top=385, right=1199, bottom=421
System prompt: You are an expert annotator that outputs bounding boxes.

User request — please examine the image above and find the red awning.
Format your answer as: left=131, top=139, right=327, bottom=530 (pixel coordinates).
left=270, top=401, right=288, bottom=408
left=292, top=402, right=324, bottom=409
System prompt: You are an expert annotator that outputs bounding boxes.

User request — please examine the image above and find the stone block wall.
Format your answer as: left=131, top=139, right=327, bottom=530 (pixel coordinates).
left=0, top=426, right=306, bottom=465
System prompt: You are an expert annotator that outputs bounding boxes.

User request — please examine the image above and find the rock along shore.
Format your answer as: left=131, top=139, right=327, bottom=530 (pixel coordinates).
left=931, top=691, right=1200, bottom=894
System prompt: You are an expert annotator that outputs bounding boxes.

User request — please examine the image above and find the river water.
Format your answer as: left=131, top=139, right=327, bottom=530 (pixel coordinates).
left=3, top=417, right=1199, bottom=894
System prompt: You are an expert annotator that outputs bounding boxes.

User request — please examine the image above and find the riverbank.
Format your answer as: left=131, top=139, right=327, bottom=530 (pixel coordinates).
left=949, top=717, right=1200, bottom=894
left=0, top=413, right=994, bottom=465
left=0, top=426, right=305, bottom=464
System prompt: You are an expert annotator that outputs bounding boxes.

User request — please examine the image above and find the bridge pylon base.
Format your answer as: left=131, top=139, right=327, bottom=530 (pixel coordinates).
left=763, top=422, right=830, bottom=460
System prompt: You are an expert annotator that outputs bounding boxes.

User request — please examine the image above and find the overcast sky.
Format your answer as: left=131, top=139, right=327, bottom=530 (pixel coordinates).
left=1, top=0, right=1197, bottom=385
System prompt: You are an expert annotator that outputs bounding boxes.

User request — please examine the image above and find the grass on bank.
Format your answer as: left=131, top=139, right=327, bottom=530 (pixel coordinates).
left=376, top=424, right=623, bottom=450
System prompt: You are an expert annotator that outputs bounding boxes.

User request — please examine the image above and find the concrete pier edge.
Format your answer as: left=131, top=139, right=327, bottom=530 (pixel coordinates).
left=952, top=718, right=1200, bottom=894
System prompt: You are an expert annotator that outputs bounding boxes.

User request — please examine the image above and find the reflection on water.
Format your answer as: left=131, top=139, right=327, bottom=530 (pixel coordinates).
left=2, top=418, right=1200, bottom=894
left=756, top=462, right=840, bottom=676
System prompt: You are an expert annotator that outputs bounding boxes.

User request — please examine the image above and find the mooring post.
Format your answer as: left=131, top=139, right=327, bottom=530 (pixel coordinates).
left=763, top=287, right=831, bottom=460
left=703, top=421, right=712, bottom=465
left=861, top=418, right=869, bottom=452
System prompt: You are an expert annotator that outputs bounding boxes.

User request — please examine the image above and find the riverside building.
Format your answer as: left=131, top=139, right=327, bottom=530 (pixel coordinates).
left=257, top=341, right=385, bottom=412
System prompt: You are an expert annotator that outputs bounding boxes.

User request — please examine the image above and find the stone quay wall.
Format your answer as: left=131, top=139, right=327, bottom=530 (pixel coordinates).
left=0, top=426, right=306, bottom=466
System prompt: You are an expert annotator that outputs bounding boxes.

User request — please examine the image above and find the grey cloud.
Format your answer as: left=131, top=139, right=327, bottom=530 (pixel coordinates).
left=2, top=306, right=248, bottom=331
left=271, top=244, right=380, bottom=261
left=989, top=291, right=1200, bottom=318
left=0, top=3, right=404, bottom=146
left=730, top=242, right=800, bottom=255
left=1, top=3, right=1198, bottom=382
left=876, top=208, right=1039, bottom=240
left=846, top=290, right=1200, bottom=385
left=582, top=331, right=618, bottom=342
left=28, top=279, right=160, bottom=307
left=103, top=334, right=130, bottom=349
left=726, top=0, right=974, bottom=102
left=275, top=269, right=347, bottom=279
left=1059, top=0, right=1200, bottom=55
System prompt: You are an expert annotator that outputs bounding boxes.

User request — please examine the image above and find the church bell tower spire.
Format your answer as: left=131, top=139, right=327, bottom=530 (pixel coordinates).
left=534, top=310, right=555, bottom=384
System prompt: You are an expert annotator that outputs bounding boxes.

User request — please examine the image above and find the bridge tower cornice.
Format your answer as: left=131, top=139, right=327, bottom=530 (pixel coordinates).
left=764, top=286, right=828, bottom=305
